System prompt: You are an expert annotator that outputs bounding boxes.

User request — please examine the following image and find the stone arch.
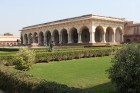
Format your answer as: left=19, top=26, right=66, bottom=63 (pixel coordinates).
left=80, top=26, right=90, bottom=43
left=24, top=34, right=28, bottom=44
left=39, top=31, right=44, bottom=45
left=70, top=27, right=78, bottom=43
left=52, top=30, right=59, bottom=44
left=106, top=27, right=114, bottom=42
left=61, top=29, right=68, bottom=44
left=45, top=31, right=51, bottom=46
left=95, top=26, right=104, bottom=42
left=28, top=33, right=33, bottom=44
left=33, top=32, right=38, bottom=43
left=115, top=27, right=122, bottom=42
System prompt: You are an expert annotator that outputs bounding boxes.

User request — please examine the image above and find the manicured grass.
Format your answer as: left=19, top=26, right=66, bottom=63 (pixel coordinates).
left=27, top=56, right=115, bottom=93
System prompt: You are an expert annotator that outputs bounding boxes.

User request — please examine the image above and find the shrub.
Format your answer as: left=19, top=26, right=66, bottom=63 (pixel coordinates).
left=0, top=66, right=83, bottom=93
left=14, top=48, right=36, bottom=71
left=32, top=81, right=82, bottom=93
left=107, top=44, right=140, bottom=93
left=0, top=55, right=16, bottom=66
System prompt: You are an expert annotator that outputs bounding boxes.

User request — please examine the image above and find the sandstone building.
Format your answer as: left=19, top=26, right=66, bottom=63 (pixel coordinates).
left=0, top=36, right=20, bottom=46
left=20, top=14, right=127, bottom=46
left=124, top=21, right=140, bottom=43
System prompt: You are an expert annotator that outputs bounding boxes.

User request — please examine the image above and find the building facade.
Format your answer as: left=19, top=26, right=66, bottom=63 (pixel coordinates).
left=0, top=36, right=20, bottom=46
left=124, top=21, right=140, bottom=43
left=20, top=14, right=126, bottom=46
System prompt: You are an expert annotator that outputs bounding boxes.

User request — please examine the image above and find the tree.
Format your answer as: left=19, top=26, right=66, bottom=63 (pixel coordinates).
left=14, top=48, right=36, bottom=71
left=4, top=32, right=13, bottom=36
left=107, top=44, right=140, bottom=93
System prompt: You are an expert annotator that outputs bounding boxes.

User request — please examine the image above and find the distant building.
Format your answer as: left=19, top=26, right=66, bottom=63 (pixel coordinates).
left=0, top=36, right=20, bottom=46
left=124, top=21, right=140, bottom=43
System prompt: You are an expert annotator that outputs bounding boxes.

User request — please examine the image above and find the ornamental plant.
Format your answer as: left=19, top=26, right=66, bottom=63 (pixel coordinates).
left=14, top=48, right=35, bottom=71
left=107, top=44, right=140, bottom=93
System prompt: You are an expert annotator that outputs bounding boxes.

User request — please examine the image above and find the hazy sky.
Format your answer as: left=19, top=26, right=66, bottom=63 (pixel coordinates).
left=0, top=0, right=139, bottom=36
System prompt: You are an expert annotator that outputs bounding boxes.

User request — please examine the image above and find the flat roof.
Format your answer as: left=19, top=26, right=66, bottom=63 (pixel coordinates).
left=0, top=36, right=20, bottom=42
left=21, top=14, right=127, bottom=30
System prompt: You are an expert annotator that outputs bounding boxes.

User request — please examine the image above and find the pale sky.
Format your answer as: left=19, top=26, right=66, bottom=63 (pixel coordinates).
left=0, top=0, right=139, bottom=36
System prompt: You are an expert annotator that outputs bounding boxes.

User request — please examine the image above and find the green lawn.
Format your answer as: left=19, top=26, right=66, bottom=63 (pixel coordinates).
left=27, top=56, right=115, bottom=93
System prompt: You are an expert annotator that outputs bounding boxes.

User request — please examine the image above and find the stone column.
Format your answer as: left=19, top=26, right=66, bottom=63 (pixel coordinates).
left=113, top=28, right=116, bottom=43
left=78, top=32, right=82, bottom=43
left=102, top=27, right=106, bottom=43
left=121, top=32, right=124, bottom=42
left=43, top=32, right=46, bottom=45
left=89, top=26, right=95, bottom=43
left=68, top=32, right=72, bottom=43
left=59, top=32, right=62, bottom=44
left=89, top=32, right=95, bottom=43
left=121, top=27, right=124, bottom=42
left=103, top=33, right=106, bottom=43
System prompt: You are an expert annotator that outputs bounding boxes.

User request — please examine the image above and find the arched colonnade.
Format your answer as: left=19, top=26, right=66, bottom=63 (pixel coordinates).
left=22, top=25, right=123, bottom=45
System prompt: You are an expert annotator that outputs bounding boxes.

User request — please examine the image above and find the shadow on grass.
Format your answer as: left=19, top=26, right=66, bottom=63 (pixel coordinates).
left=81, top=82, right=116, bottom=93
left=34, top=81, right=116, bottom=93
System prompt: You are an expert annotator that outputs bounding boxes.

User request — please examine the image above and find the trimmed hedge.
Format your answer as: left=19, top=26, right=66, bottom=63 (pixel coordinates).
left=0, top=48, right=118, bottom=65
left=0, top=55, right=16, bottom=66
left=0, top=66, right=83, bottom=93
left=0, top=48, right=19, bottom=52
left=35, top=48, right=117, bottom=62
